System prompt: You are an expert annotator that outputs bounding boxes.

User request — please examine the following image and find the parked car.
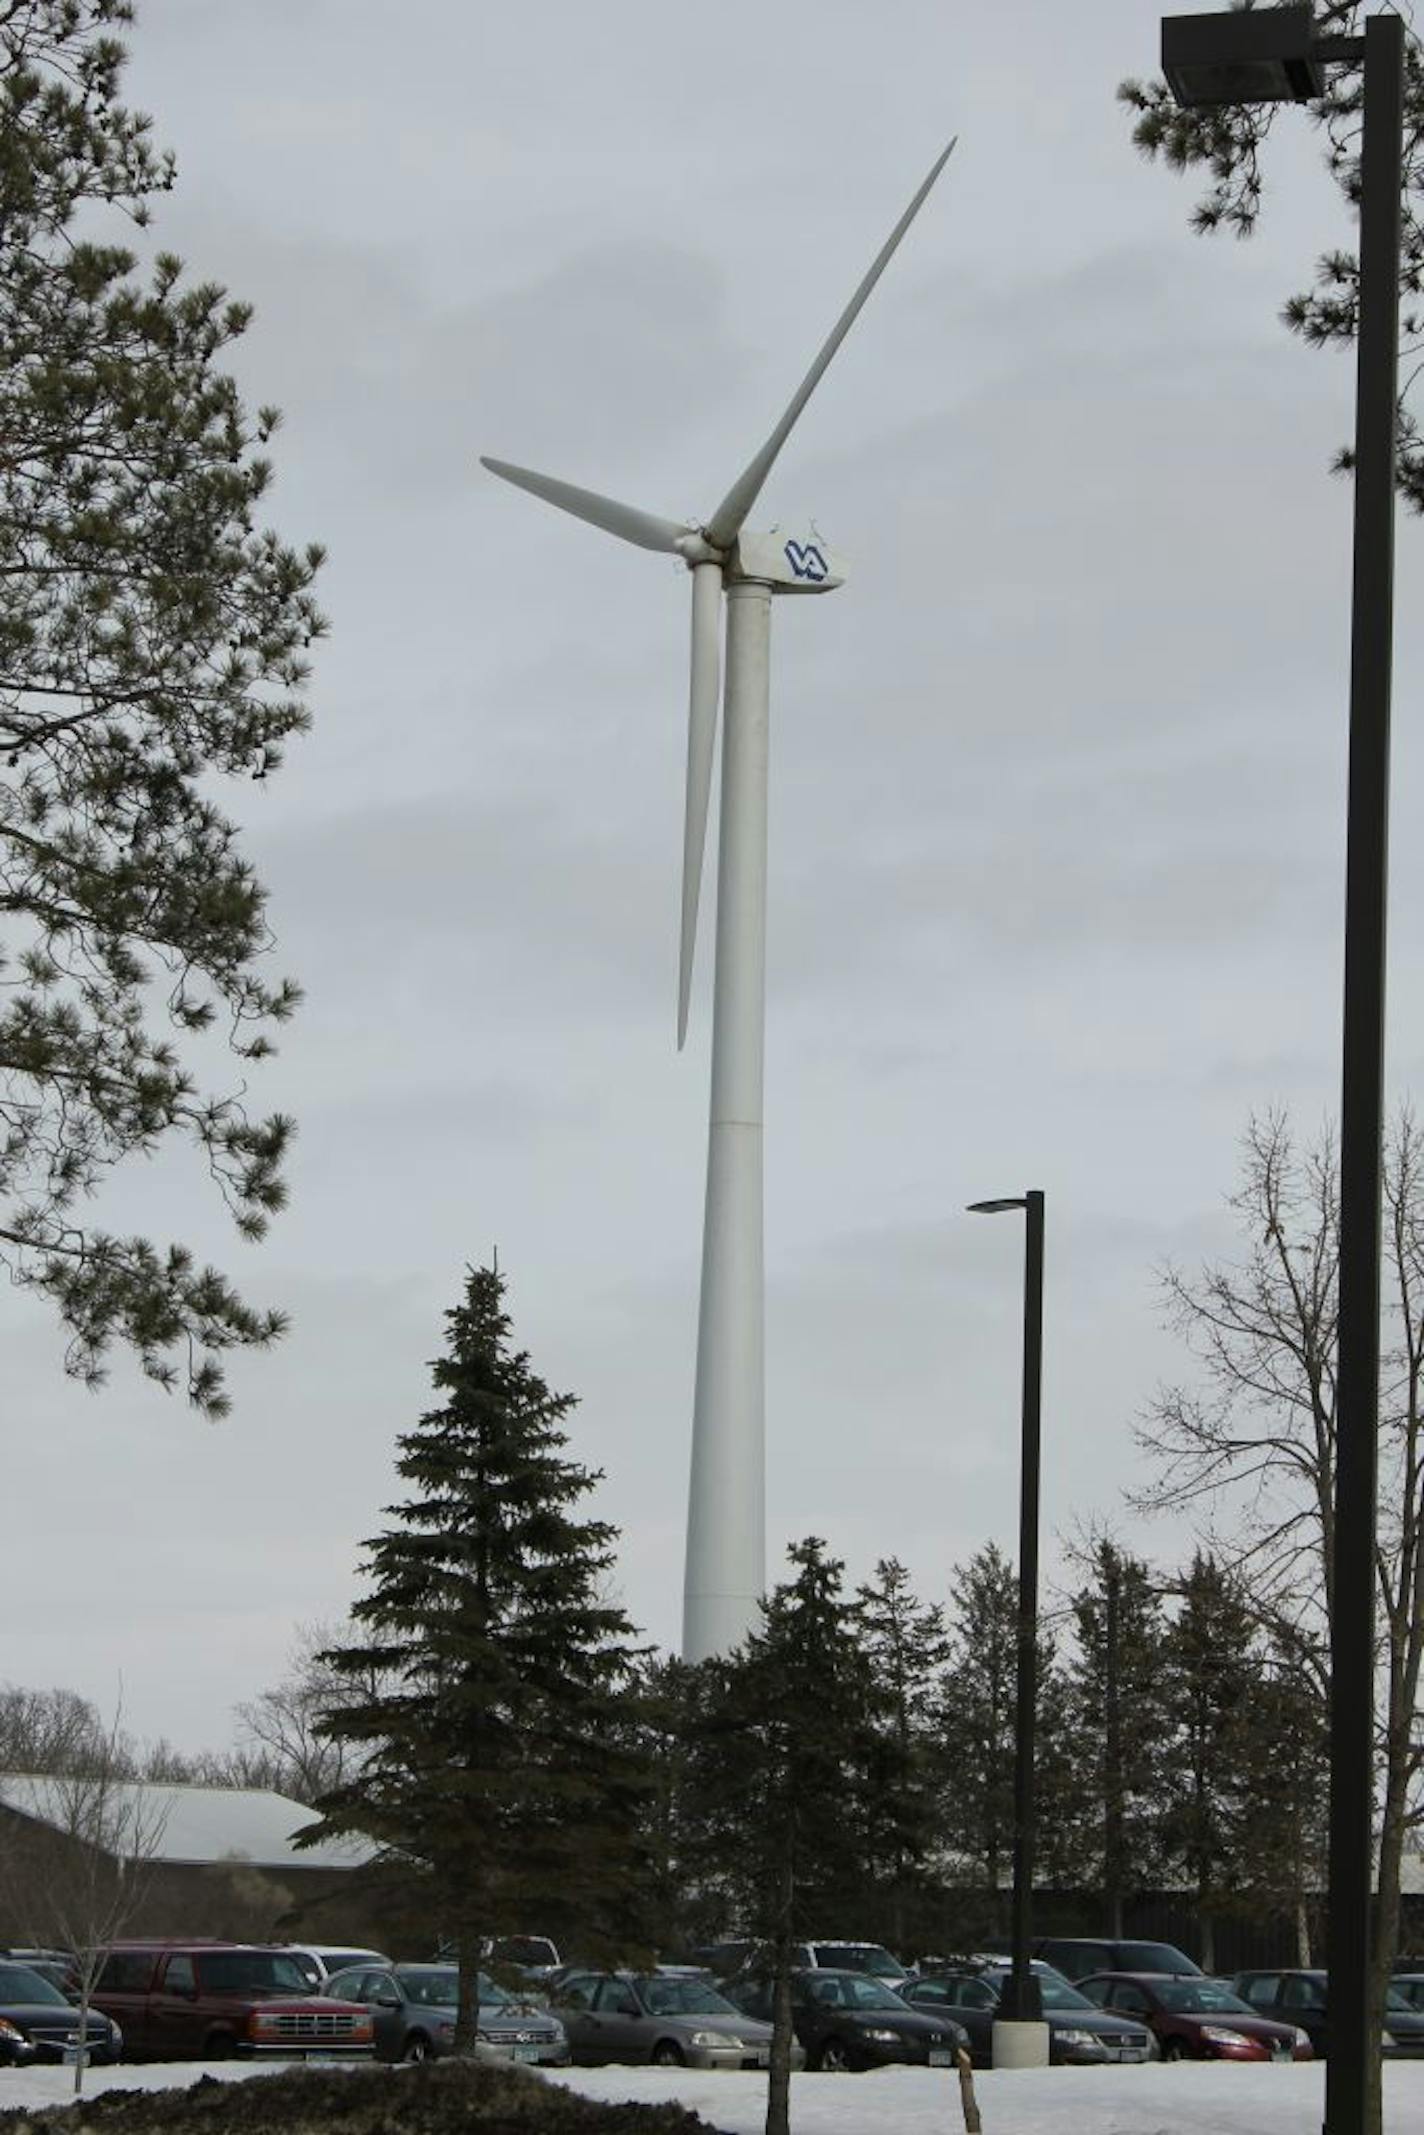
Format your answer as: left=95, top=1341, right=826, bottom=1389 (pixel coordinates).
left=692, top=1939, right=909, bottom=1983
left=898, top=1963, right=1154, bottom=2067
left=487, top=1937, right=561, bottom=1977
left=546, top=1968, right=791, bottom=2070
left=0, top=1960, right=121, bottom=2066
left=89, top=1941, right=373, bottom=2061
left=687, top=1941, right=758, bottom=1977
left=5, top=1959, right=80, bottom=2001
left=323, top=1961, right=568, bottom=2066
left=1011, top=1936, right=1203, bottom=1982
left=0, top=2015, right=34, bottom=2068
left=1391, top=1974, right=1424, bottom=2012
left=1231, top=1969, right=1424, bottom=2058
left=725, top=1967, right=967, bottom=2073
left=1077, top=1971, right=1311, bottom=2061
left=275, top=1944, right=390, bottom=1989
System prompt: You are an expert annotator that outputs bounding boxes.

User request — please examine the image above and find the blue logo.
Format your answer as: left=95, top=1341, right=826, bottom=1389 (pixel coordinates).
left=783, top=539, right=828, bottom=583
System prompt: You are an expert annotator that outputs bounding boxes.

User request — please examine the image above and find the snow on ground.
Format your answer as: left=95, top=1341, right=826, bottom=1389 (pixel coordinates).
left=545, top=2059, right=1424, bottom=2135
left=2, top=2057, right=1424, bottom=2135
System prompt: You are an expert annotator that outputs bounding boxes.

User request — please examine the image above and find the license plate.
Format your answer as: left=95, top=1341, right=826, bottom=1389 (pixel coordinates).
left=61, top=2048, right=81, bottom=2066
left=1115, top=2049, right=1147, bottom=2061
left=512, top=2045, right=543, bottom=2062
left=929, top=2050, right=955, bottom=2066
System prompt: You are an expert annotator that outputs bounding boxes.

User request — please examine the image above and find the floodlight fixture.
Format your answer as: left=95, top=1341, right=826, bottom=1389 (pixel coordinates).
left=1161, top=5, right=1324, bottom=107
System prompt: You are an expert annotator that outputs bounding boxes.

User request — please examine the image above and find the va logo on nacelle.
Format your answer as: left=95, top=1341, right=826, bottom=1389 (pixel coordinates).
left=783, top=539, right=828, bottom=582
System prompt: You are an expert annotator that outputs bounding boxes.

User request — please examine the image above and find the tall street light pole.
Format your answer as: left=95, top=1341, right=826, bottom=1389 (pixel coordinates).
left=1159, top=14, right=1404, bottom=2134
left=968, top=1189, right=1046, bottom=2062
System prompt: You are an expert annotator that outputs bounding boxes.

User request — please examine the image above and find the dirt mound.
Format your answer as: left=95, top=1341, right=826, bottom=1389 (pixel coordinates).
left=0, top=2064, right=724, bottom=2135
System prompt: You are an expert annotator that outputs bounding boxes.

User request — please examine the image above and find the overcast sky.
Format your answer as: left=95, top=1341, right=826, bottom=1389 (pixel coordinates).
left=6, top=0, right=1422, bottom=1757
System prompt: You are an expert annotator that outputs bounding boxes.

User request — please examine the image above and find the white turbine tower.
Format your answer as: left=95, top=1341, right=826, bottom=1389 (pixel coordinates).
left=482, top=138, right=956, bottom=1661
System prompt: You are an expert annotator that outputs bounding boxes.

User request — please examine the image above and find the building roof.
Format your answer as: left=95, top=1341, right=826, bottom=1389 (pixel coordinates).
left=0, top=1775, right=376, bottom=1871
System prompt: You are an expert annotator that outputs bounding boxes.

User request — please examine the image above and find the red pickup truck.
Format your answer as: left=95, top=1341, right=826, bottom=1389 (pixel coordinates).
left=90, top=1942, right=374, bottom=2061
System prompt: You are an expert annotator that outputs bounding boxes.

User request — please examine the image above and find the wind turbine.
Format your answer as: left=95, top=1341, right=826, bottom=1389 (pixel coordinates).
left=482, top=138, right=956, bottom=1662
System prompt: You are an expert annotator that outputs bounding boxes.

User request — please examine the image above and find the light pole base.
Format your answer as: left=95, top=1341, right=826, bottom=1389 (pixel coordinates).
left=991, top=2020, right=1050, bottom=2069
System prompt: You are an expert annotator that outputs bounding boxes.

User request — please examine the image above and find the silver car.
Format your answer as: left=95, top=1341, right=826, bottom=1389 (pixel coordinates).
left=552, top=1969, right=804, bottom=2070
left=323, top=1961, right=569, bottom=2065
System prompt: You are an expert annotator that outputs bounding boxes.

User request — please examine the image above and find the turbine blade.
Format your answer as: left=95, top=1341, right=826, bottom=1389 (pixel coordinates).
left=704, top=136, right=958, bottom=550
left=480, top=456, right=693, bottom=553
left=677, top=562, right=723, bottom=1049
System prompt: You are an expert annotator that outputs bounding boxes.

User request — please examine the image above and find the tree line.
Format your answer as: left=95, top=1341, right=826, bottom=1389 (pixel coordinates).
left=0, top=1290, right=1332, bottom=1991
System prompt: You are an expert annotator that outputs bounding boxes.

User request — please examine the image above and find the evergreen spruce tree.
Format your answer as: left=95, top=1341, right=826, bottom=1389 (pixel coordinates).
left=1236, top=1623, right=1329, bottom=1963
left=302, top=1264, right=649, bottom=2050
left=936, top=1544, right=1018, bottom=1921
left=855, top=1557, right=949, bottom=1951
left=0, top=2, right=325, bottom=1409
left=1061, top=1541, right=1170, bottom=1930
left=1156, top=1553, right=1258, bottom=1972
left=937, top=1541, right=1074, bottom=1936
left=618, top=1653, right=716, bottom=1958
left=686, top=1538, right=874, bottom=2135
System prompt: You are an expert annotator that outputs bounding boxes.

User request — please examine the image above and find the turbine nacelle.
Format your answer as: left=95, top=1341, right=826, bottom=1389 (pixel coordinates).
left=730, top=529, right=846, bottom=594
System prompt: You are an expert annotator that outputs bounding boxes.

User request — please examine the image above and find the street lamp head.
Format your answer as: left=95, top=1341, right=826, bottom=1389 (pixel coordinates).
left=967, top=1197, right=1028, bottom=1215
left=1161, top=6, right=1324, bottom=108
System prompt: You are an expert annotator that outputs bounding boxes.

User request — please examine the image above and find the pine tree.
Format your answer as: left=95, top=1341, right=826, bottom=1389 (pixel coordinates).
left=0, top=3, right=326, bottom=1410
left=936, top=1544, right=1018, bottom=1913
left=616, top=1653, right=719, bottom=1958
left=301, top=1264, right=649, bottom=2050
left=1236, top=1623, right=1329, bottom=1963
left=855, top=1557, right=948, bottom=1951
left=1156, top=1553, right=1258, bottom=1972
left=686, top=1538, right=875, bottom=2135
left=1120, top=4, right=1424, bottom=511
left=936, top=1541, right=1075, bottom=1939
left=1061, top=1541, right=1170, bottom=1930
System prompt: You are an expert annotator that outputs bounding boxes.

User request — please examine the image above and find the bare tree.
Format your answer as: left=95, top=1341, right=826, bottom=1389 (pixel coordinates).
left=0, top=1702, right=170, bottom=2093
left=0, top=1686, right=125, bottom=1777
left=235, top=1621, right=383, bottom=1803
left=1137, top=1113, right=1424, bottom=2019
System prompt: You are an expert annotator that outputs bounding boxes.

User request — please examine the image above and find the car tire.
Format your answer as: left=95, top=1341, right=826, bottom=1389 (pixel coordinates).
left=815, top=2037, right=853, bottom=2072
left=402, top=2034, right=433, bottom=2063
left=651, top=2041, right=685, bottom=2067
left=1162, top=2038, right=1187, bottom=2062
left=204, top=2032, right=235, bottom=2060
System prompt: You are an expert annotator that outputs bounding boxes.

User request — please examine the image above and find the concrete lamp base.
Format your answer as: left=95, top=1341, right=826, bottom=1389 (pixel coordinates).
left=991, top=2019, right=1051, bottom=2069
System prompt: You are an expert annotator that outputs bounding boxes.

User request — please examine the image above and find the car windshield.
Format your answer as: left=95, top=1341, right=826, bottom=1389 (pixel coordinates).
left=1154, top=1981, right=1255, bottom=2014
left=814, top=1946, right=903, bottom=1977
left=195, top=1953, right=311, bottom=1996
left=1120, top=1943, right=1200, bottom=1974
left=638, top=1978, right=738, bottom=2017
left=493, top=1939, right=558, bottom=1968
left=396, top=1969, right=511, bottom=2008
left=1386, top=1986, right=1415, bottom=2014
left=810, top=1974, right=904, bottom=2011
left=0, top=1964, right=68, bottom=2007
left=399, top=1970, right=459, bottom=2007
left=1037, top=1978, right=1097, bottom=2012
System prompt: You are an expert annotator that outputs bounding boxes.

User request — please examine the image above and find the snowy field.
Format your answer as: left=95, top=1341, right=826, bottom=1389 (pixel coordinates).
left=2, top=2058, right=1424, bottom=2135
